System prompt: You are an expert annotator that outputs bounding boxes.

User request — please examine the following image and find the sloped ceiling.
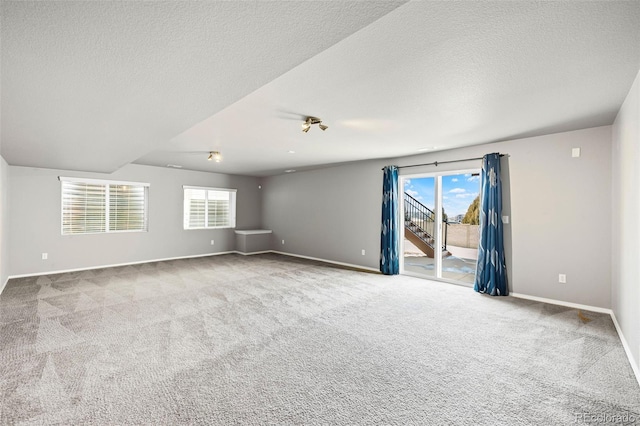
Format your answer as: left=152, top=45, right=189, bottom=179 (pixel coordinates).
left=0, top=0, right=406, bottom=173
left=2, top=1, right=640, bottom=176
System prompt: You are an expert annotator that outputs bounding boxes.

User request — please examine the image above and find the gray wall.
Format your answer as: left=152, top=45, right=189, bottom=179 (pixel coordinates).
left=0, top=156, right=9, bottom=289
left=8, top=164, right=262, bottom=276
left=612, top=69, right=640, bottom=371
left=262, top=161, right=382, bottom=268
left=262, top=125, right=612, bottom=309
left=235, top=232, right=272, bottom=254
left=5, top=125, right=616, bottom=311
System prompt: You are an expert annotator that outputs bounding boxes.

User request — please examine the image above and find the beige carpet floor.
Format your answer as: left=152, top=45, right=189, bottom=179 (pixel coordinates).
left=1, top=253, right=638, bottom=425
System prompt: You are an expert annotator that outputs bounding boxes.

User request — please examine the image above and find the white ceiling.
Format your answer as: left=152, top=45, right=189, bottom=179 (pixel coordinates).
left=2, top=1, right=640, bottom=176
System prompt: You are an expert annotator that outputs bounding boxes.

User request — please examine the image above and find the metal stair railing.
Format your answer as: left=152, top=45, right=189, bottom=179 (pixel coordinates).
left=404, top=192, right=447, bottom=251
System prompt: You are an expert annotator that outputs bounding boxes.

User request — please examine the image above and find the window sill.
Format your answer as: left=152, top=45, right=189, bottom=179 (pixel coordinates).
left=234, top=229, right=273, bottom=235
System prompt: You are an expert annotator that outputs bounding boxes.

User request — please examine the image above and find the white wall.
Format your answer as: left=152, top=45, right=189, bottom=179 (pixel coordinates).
left=612, top=69, right=640, bottom=371
left=263, top=126, right=612, bottom=309
left=0, top=156, right=9, bottom=290
left=8, top=164, right=262, bottom=276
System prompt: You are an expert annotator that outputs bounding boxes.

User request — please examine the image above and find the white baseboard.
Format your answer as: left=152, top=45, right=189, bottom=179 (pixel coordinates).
left=510, top=292, right=612, bottom=314
left=235, top=250, right=272, bottom=256
left=4, top=249, right=379, bottom=283
left=6, top=251, right=237, bottom=280
left=0, top=277, right=8, bottom=296
left=511, top=292, right=640, bottom=386
left=270, top=250, right=379, bottom=273
left=1, top=250, right=378, bottom=293
left=610, top=311, right=640, bottom=387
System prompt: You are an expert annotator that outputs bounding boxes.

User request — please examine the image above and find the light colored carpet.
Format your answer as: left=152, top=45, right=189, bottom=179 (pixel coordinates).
left=0, top=253, right=638, bottom=425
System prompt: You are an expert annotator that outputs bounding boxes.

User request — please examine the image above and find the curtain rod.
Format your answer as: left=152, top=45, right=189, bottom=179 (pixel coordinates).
left=382, top=154, right=505, bottom=170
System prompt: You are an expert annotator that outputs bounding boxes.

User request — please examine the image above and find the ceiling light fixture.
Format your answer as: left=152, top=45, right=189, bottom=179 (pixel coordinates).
left=302, top=116, right=328, bottom=133
left=208, top=151, right=222, bottom=162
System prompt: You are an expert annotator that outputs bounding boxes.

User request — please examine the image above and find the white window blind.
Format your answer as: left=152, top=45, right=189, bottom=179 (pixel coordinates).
left=62, top=181, right=107, bottom=234
left=183, top=186, right=236, bottom=229
left=109, top=184, right=147, bottom=232
left=60, top=177, right=149, bottom=235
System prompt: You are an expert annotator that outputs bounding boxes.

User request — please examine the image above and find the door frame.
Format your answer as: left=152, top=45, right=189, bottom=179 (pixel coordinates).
left=399, top=168, right=480, bottom=286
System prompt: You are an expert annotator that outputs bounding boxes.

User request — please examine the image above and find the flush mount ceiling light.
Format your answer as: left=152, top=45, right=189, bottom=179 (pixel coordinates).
left=207, top=151, right=222, bottom=162
left=302, top=116, right=328, bottom=133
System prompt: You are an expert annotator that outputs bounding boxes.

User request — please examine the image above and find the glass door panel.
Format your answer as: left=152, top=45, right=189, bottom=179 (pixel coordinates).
left=441, top=173, right=481, bottom=284
left=403, top=177, right=436, bottom=278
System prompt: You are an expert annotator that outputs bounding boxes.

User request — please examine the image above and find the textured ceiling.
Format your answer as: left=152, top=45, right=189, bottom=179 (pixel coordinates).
left=2, top=1, right=640, bottom=176
left=0, top=0, right=405, bottom=173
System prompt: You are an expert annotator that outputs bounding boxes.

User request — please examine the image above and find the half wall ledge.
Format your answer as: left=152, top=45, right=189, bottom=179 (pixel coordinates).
left=235, top=229, right=273, bottom=253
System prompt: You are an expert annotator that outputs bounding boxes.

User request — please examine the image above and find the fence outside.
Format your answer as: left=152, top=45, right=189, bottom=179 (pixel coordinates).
left=446, top=224, right=479, bottom=249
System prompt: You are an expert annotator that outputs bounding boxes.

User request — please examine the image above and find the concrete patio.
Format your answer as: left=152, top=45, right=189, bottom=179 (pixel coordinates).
left=403, top=239, right=477, bottom=284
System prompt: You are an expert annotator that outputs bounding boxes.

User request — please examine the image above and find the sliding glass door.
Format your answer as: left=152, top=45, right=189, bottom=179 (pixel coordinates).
left=401, top=170, right=480, bottom=285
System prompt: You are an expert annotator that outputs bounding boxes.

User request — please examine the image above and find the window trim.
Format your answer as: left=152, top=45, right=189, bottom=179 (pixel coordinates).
left=59, top=176, right=150, bottom=235
left=183, top=185, right=237, bottom=230
left=59, top=176, right=150, bottom=188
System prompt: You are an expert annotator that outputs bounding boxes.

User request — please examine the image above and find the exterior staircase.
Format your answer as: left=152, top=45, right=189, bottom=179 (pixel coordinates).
left=404, top=192, right=448, bottom=258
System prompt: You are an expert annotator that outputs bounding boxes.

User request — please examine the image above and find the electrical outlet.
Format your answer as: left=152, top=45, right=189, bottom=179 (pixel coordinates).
left=558, top=274, right=566, bottom=283
left=210, top=240, right=215, bottom=245
left=281, top=240, right=285, bottom=245
left=361, top=249, right=366, bottom=256
left=42, top=253, right=48, bottom=260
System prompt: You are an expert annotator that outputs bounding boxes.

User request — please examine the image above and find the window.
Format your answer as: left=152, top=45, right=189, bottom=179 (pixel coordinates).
left=60, top=177, right=149, bottom=235
left=183, top=186, right=236, bottom=229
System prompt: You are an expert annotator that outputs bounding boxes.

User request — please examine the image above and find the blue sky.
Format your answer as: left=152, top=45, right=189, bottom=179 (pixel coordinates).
left=404, top=173, right=480, bottom=217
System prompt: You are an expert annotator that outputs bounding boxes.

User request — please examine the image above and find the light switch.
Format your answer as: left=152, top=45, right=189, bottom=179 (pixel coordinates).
left=572, top=148, right=581, bottom=158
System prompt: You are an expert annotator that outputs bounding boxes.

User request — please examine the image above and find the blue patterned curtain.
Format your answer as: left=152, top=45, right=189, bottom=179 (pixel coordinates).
left=381, top=166, right=400, bottom=275
left=474, top=153, right=508, bottom=295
